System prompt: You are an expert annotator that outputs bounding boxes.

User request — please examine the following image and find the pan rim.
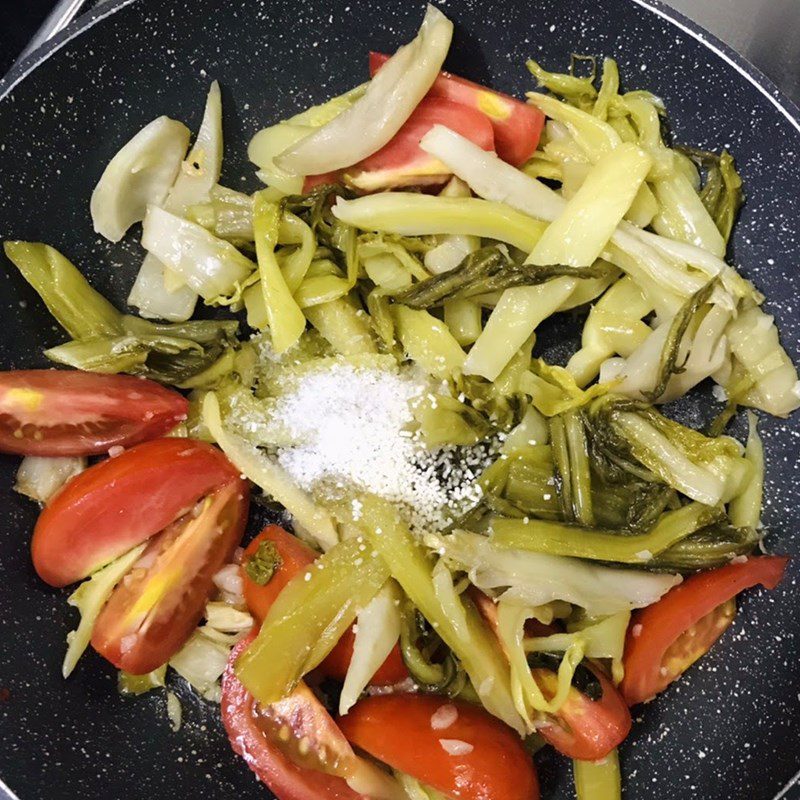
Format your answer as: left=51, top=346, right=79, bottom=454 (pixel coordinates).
left=0, top=2, right=798, bottom=799
left=2, top=0, right=800, bottom=137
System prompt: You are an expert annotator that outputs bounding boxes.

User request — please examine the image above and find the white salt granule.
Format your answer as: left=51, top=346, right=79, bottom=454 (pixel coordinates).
left=430, top=703, right=459, bottom=730
left=269, top=362, right=491, bottom=532
left=439, top=739, right=474, bottom=756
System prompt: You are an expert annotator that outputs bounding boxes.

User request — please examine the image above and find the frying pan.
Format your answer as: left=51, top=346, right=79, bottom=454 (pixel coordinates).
left=0, top=1, right=798, bottom=798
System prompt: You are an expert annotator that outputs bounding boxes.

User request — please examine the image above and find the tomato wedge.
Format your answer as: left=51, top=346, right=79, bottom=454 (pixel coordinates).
left=303, top=97, right=494, bottom=193
left=621, top=556, right=788, bottom=706
left=222, top=634, right=374, bottom=800
left=0, top=369, right=187, bottom=456
left=92, top=478, right=249, bottom=674
left=534, top=663, right=631, bottom=760
left=32, top=438, right=241, bottom=586
left=370, top=52, right=544, bottom=166
left=348, top=97, right=494, bottom=191
left=242, top=526, right=408, bottom=686
left=339, top=694, right=539, bottom=800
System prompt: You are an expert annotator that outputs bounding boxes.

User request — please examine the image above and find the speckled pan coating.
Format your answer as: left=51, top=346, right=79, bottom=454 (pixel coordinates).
left=0, top=1, right=798, bottom=799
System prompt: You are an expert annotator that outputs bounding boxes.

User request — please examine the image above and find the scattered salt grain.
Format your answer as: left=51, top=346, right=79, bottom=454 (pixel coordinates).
left=439, top=739, right=474, bottom=756
left=632, top=624, right=643, bottom=638
left=430, top=704, right=458, bottom=730
left=635, top=549, right=653, bottom=561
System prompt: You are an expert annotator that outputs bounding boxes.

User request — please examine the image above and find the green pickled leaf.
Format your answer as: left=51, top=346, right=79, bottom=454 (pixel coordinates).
left=677, top=146, right=744, bottom=245
left=644, top=277, right=718, bottom=402
left=244, top=540, right=282, bottom=586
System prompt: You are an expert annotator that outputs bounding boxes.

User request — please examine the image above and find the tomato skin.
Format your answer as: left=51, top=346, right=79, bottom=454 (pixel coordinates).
left=221, top=634, right=366, bottom=800
left=242, top=527, right=318, bottom=625
left=370, top=52, right=544, bottom=166
left=535, top=664, right=631, bottom=760
left=243, top=526, right=408, bottom=686
left=0, top=370, right=188, bottom=456
left=621, top=555, right=789, bottom=706
left=303, top=97, right=494, bottom=192
left=338, top=694, right=539, bottom=800
left=319, top=626, right=409, bottom=686
left=349, top=97, right=494, bottom=190
left=91, top=477, right=249, bottom=674
left=32, top=438, right=241, bottom=587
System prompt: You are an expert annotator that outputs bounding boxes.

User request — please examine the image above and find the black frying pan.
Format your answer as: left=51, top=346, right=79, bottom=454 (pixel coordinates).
left=1, top=1, right=799, bottom=798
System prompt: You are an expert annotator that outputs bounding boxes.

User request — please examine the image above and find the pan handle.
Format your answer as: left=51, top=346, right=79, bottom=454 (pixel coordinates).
left=10, top=0, right=91, bottom=71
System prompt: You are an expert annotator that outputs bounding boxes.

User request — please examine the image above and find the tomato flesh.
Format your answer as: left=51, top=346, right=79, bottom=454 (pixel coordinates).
left=370, top=52, right=544, bottom=166
left=91, top=478, right=249, bottom=674
left=221, top=634, right=367, bottom=800
left=534, top=664, right=631, bottom=760
left=0, top=369, right=188, bottom=456
left=349, top=97, right=494, bottom=190
left=338, top=694, right=540, bottom=800
left=621, top=556, right=789, bottom=706
left=32, top=438, right=241, bottom=587
left=303, top=97, right=494, bottom=192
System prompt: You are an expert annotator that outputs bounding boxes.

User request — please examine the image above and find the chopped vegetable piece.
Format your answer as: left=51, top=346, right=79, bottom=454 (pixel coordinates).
left=491, top=502, right=722, bottom=564
left=338, top=581, right=404, bottom=714
left=276, top=5, right=453, bottom=175
left=141, top=205, right=254, bottom=301
left=339, top=694, right=541, bottom=800
left=222, top=634, right=406, bottom=800
left=15, top=454, right=86, bottom=504
left=3, top=242, right=239, bottom=386
left=437, top=530, right=680, bottom=615
left=62, top=544, right=147, bottom=678
left=92, top=478, right=249, bottom=674
left=464, top=278, right=576, bottom=381
left=90, top=116, right=190, bottom=242
left=0, top=370, right=188, bottom=456
left=333, top=193, right=547, bottom=252
left=241, top=527, right=316, bottom=624
left=370, top=52, right=545, bottom=165
left=32, top=437, right=241, bottom=586
left=528, top=143, right=652, bottom=268
left=235, top=536, right=390, bottom=704
left=573, top=750, right=622, bottom=800
left=621, top=556, right=788, bottom=705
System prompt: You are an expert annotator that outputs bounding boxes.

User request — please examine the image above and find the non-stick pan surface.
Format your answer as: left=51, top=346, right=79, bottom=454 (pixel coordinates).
left=0, top=1, right=798, bottom=798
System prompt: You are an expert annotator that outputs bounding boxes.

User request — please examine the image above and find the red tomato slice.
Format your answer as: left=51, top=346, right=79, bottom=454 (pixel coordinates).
left=32, top=438, right=241, bottom=587
left=348, top=97, right=494, bottom=191
left=221, top=634, right=367, bottom=800
left=621, top=556, right=788, bottom=706
left=303, top=97, right=494, bottom=193
left=534, top=663, right=631, bottom=760
left=242, top=526, right=408, bottom=686
left=370, top=52, right=544, bottom=166
left=0, top=370, right=187, bottom=456
left=91, top=478, right=249, bottom=674
left=241, top=526, right=318, bottom=625
left=338, top=694, right=540, bottom=800
left=319, top=626, right=409, bottom=687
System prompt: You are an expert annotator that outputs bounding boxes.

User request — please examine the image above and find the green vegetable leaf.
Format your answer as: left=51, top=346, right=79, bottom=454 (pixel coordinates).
left=244, top=540, right=282, bottom=586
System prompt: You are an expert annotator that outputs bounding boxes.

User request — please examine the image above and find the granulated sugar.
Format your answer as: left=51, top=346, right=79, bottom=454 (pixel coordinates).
left=270, top=361, right=491, bottom=532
